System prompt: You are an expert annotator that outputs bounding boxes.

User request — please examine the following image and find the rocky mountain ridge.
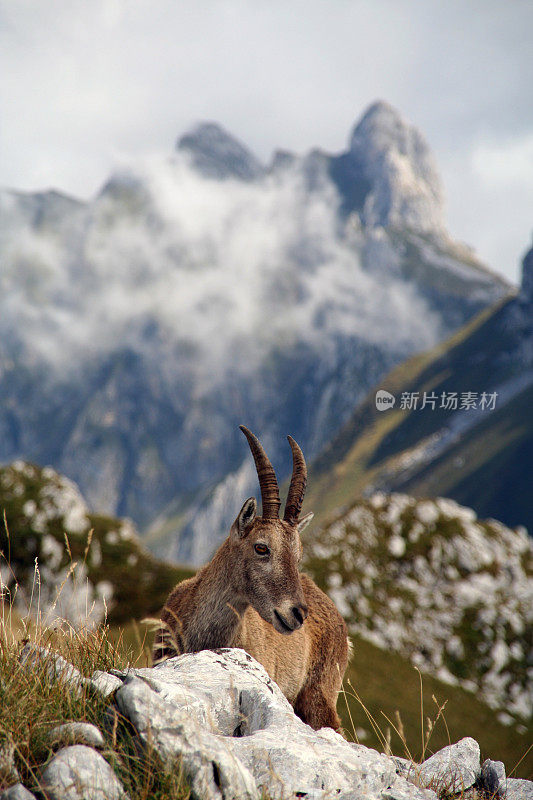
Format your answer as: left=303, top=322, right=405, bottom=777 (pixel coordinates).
left=180, top=100, right=447, bottom=237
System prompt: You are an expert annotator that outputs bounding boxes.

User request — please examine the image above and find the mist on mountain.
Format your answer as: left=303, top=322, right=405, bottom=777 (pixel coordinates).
left=0, top=102, right=509, bottom=562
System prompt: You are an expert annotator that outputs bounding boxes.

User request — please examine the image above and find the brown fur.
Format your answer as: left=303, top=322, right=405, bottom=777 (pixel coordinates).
left=153, top=512, right=348, bottom=730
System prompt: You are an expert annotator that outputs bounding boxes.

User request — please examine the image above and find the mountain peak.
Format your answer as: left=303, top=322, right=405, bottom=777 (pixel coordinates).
left=348, top=101, right=445, bottom=236
left=355, top=99, right=405, bottom=129
left=350, top=100, right=425, bottom=161
left=177, top=122, right=265, bottom=182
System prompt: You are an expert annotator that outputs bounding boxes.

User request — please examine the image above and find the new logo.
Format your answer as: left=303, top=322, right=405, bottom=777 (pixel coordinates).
left=375, top=390, right=396, bottom=411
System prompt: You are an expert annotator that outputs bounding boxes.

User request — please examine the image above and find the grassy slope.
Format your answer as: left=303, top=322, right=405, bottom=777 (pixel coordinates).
left=340, top=635, right=532, bottom=778
left=0, top=617, right=190, bottom=798
left=395, top=383, right=533, bottom=529
left=303, top=296, right=531, bottom=533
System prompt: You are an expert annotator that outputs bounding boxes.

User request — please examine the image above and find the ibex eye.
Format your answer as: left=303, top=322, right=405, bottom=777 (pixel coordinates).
left=254, top=543, right=270, bottom=556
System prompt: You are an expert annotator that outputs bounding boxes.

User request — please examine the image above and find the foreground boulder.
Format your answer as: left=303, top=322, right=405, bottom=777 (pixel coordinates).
left=415, top=738, right=480, bottom=794
left=39, top=746, right=127, bottom=800
left=0, top=786, right=36, bottom=800
left=114, top=648, right=435, bottom=799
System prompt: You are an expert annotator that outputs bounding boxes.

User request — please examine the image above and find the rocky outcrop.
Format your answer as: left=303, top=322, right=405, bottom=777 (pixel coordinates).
left=6, top=645, right=532, bottom=800
left=347, top=101, right=445, bottom=236
left=113, top=648, right=435, bottom=800
left=0, top=785, right=37, bottom=800
left=415, top=738, right=480, bottom=794
left=304, top=493, right=533, bottom=723
left=0, top=462, right=192, bottom=628
left=45, top=723, right=105, bottom=750
left=39, top=746, right=128, bottom=800
left=177, top=122, right=265, bottom=181
left=19, top=643, right=122, bottom=700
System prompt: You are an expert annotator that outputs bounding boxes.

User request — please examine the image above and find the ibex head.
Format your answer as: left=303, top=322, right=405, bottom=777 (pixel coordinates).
left=229, top=426, right=313, bottom=635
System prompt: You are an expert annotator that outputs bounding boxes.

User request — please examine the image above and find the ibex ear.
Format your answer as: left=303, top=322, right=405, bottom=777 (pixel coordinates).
left=230, top=497, right=257, bottom=540
left=298, top=512, right=314, bottom=533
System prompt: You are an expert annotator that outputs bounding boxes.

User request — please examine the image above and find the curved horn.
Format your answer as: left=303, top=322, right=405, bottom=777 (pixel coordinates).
left=239, top=426, right=281, bottom=520
left=284, top=435, right=307, bottom=525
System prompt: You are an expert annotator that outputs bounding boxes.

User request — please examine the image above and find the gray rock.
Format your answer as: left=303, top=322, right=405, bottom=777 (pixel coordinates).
left=480, top=758, right=506, bottom=796
left=0, top=738, right=20, bottom=786
left=114, top=647, right=436, bottom=800
left=0, top=784, right=37, bottom=800
left=416, top=737, right=480, bottom=794
left=177, top=122, right=266, bottom=182
left=381, top=783, right=437, bottom=800
left=39, top=745, right=127, bottom=800
left=392, top=755, right=416, bottom=780
left=505, top=778, right=533, bottom=799
left=19, top=644, right=86, bottom=696
left=46, top=722, right=105, bottom=749
left=19, top=644, right=122, bottom=702
left=89, top=670, right=123, bottom=699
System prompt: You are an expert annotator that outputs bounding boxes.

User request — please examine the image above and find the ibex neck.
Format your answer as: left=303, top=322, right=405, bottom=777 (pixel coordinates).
left=186, top=540, right=248, bottom=652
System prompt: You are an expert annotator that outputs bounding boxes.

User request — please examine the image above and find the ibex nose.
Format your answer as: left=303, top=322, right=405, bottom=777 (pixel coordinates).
left=291, top=603, right=308, bottom=627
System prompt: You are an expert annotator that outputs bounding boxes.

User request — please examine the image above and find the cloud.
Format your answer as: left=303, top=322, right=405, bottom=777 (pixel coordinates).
left=472, top=134, right=533, bottom=187
left=1, top=0, right=532, bottom=281
left=1, top=153, right=441, bottom=382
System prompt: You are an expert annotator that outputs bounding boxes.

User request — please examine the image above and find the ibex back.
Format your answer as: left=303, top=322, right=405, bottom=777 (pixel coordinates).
left=153, top=426, right=349, bottom=730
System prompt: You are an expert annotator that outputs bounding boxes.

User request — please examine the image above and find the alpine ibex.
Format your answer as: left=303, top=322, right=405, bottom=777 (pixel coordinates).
left=153, top=426, right=349, bottom=730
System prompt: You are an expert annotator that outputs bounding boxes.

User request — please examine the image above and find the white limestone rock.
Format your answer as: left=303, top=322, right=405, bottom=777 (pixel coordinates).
left=0, top=784, right=37, bottom=800
left=381, top=784, right=436, bottom=800
left=39, top=745, right=127, bottom=800
left=505, top=778, right=533, bottom=800
left=114, top=648, right=436, bottom=800
left=45, top=722, right=105, bottom=750
left=416, top=737, right=480, bottom=794
left=19, top=644, right=122, bottom=703
left=391, top=756, right=419, bottom=783
left=0, top=738, right=20, bottom=786
left=19, top=644, right=85, bottom=696
left=89, top=670, right=123, bottom=699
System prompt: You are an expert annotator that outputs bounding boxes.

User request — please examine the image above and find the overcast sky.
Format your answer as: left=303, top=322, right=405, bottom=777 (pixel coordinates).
left=1, top=0, right=532, bottom=283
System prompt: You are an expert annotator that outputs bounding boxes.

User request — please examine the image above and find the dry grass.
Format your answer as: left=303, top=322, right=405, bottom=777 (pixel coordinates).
left=339, top=652, right=532, bottom=799
left=0, top=528, right=190, bottom=800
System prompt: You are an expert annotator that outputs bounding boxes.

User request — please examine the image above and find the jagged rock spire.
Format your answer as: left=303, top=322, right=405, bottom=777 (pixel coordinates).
left=348, top=100, right=445, bottom=236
